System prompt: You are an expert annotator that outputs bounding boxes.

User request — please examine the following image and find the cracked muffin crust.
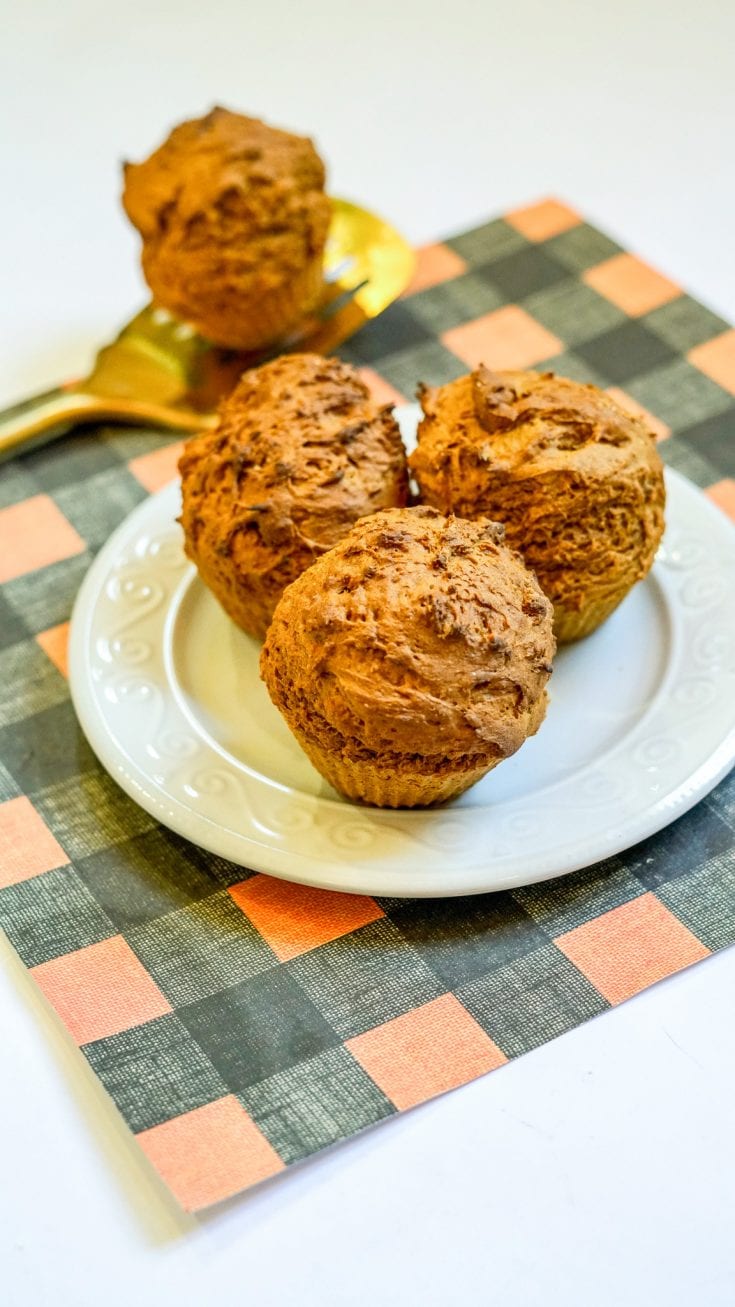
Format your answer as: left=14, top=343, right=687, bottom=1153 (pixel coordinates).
left=410, top=367, right=666, bottom=642
left=179, top=354, right=409, bottom=639
left=260, top=506, right=555, bottom=807
left=122, top=107, right=331, bottom=349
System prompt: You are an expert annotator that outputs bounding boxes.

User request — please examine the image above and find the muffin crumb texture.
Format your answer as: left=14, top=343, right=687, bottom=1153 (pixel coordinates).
left=411, top=367, right=666, bottom=642
left=260, top=506, right=555, bottom=807
left=179, top=354, right=408, bottom=639
left=122, top=107, right=331, bottom=349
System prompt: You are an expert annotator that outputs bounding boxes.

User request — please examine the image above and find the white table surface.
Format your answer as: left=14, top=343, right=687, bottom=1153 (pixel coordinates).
left=2, top=2, right=735, bottom=1303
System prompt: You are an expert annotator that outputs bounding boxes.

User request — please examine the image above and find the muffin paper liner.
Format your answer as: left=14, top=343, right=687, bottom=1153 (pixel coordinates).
left=293, top=731, right=495, bottom=808
left=1, top=198, right=734, bottom=1212
left=229, top=256, right=326, bottom=351
left=189, top=255, right=326, bottom=351
left=553, top=594, right=627, bottom=643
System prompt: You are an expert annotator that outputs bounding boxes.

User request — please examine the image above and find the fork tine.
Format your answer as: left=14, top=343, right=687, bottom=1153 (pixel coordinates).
left=299, top=296, right=369, bottom=359
left=318, top=279, right=370, bottom=321
left=240, top=277, right=367, bottom=362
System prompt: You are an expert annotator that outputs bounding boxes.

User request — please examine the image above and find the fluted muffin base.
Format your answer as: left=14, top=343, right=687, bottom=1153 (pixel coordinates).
left=294, top=729, right=498, bottom=808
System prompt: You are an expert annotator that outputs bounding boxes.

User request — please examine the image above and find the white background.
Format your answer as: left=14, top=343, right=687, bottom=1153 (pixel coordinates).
left=2, top=1, right=735, bottom=1303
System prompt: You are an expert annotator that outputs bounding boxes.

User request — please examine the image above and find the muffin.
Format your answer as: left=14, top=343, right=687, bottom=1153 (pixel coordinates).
left=260, top=506, right=555, bottom=807
left=410, top=367, right=666, bottom=642
left=122, top=107, right=331, bottom=350
left=179, top=354, right=408, bottom=639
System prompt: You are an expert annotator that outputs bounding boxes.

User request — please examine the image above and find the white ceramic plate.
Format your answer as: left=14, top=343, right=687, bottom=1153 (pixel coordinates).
left=69, top=407, right=735, bottom=897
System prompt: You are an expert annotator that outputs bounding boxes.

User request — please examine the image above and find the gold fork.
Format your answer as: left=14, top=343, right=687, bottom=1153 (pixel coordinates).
left=0, top=198, right=415, bottom=462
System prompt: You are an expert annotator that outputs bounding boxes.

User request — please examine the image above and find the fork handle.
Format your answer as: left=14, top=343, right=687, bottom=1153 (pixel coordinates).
left=0, top=387, right=213, bottom=463
left=0, top=387, right=105, bottom=462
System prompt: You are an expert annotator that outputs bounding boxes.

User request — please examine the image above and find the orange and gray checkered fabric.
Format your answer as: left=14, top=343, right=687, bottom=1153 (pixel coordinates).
left=1, top=199, right=734, bottom=1211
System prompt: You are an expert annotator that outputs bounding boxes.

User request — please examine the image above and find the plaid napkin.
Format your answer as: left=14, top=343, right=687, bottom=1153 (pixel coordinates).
left=1, top=198, right=734, bottom=1212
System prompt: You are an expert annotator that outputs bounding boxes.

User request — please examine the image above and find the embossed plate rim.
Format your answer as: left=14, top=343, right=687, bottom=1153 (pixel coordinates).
left=69, top=448, right=735, bottom=897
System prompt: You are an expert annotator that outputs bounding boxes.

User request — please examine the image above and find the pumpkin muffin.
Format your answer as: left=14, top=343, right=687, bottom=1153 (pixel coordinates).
left=260, top=506, right=555, bottom=807
left=122, top=107, right=331, bottom=350
left=410, top=367, right=666, bottom=642
left=179, top=354, right=408, bottom=639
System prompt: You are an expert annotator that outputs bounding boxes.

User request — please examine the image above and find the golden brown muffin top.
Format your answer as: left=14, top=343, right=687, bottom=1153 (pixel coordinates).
left=413, top=367, right=663, bottom=504
left=182, top=352, right=408, bottom=550
left=410, top=367, right=666, bottom=614
left=260, top=506, right=555, bottom=767
left=179, top=354, right=408, bottom=636
left=122, top=107, right=331, bottom=282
